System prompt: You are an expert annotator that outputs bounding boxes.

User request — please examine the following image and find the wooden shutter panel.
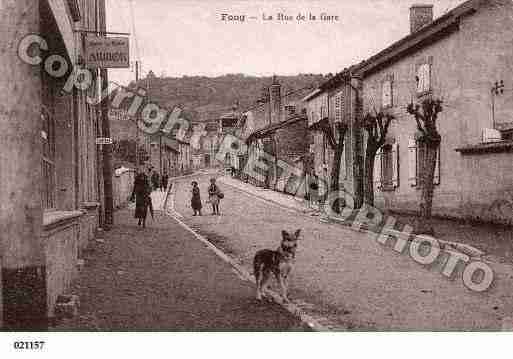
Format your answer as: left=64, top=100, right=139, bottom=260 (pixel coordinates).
left=374, top=148, right=382, bottom=190
left=392, top=142, right=399, bottom=188
left=434, top=145, right=440, bottom=185
left=341, top=144, right=346, bottom=179
left=408, top=138, right=417, bottom=186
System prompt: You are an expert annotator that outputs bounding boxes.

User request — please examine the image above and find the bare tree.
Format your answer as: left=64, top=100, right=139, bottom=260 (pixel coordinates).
left=309, top=120, right=348, bottom=213
left=406, top=97, right=443, bottom=235
left=362, top=110, right=394, bottom=206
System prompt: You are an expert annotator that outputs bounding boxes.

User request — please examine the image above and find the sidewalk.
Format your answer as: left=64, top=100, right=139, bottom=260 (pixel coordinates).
left=53, top=208, right=306, bottom=331
left=219, top=176, right=513, bottom=264
left=219, top=176, right=321, bottom=215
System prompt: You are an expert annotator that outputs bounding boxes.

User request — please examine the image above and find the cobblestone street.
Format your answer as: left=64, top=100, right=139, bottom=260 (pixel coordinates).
left=54, top=206, right=306, bottom=331
left=172, top=174, right=513, bottom=330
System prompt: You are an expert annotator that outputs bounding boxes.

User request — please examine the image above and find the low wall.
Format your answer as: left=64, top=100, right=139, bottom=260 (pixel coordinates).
left=43, top=211, right=82, bottom=318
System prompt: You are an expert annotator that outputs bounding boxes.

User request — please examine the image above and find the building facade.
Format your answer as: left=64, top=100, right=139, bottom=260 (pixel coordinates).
left=358, top=0, right=513, bottom=224
left=0, top=0, right=108, bottom=329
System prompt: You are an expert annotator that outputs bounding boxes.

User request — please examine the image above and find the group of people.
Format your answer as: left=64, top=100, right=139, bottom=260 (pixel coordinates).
left=190, top=178, right=223, bottom=216
left=132, top=166, right=224, bottom=226
left=150, top=170, right=169, bottom=192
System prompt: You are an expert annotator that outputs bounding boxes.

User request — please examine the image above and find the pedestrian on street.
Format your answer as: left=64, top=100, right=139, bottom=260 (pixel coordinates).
left=162, top=172, right=169, bottom=192
left=151, top=170, right=160, bottom=191
left=191, top=181, right=202, bottom=216
left=131, top=166, right=151, bottom=228
left=208, top=177, right=223, bottom=215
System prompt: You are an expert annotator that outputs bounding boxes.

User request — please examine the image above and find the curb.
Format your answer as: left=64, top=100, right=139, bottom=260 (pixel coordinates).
left=164, top=178, right=342, bottom=331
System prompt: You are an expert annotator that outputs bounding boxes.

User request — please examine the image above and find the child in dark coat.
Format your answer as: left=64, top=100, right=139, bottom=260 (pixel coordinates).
left=191, top=181, right=202, bottom=216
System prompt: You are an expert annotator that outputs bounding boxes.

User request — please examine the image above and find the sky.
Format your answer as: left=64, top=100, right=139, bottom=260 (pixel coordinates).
left=106, top=0, right=466, bottom=85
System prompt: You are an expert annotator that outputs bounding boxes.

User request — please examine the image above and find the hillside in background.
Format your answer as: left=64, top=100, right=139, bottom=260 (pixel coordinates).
left=128, top=73, right=330, bottom=122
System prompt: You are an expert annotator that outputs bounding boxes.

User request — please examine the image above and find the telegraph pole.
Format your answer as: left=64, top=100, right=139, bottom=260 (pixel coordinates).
left=99, top=0, right=114, bottom=228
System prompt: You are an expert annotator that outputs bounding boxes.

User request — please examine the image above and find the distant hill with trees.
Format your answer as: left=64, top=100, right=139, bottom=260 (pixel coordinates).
left=127, top=72, right=330, bottom=122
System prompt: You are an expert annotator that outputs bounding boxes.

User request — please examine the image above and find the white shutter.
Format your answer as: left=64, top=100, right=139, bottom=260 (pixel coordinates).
left=374, top=148, right=382, bottom=190
left=434, top=145, right=440, bottom=185
left=408, top=138, right=417, bottom=186
left=341, top=145, right=346, bottom=179
left=392, top=142, right=399, bottom=188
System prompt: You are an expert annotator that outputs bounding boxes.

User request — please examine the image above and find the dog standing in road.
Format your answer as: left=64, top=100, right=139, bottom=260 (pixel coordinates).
left=253, top=229, right=301, bottom=302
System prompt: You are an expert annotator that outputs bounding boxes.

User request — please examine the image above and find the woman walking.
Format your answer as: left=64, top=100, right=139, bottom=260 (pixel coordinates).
left=208, top=178, right=222, bottom=215
left=131, top=166, right=151, bottom=228
left=191, top=181, right=202, bottom=216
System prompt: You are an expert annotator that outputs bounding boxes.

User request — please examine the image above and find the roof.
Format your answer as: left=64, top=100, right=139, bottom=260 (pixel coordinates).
left=302, top=89, right=322, bottom=102
left=357, top=0, right=480, bottom=77
left=246, top=115, right=307, bottom=144
left=319, top=66, right=357, bottom=92
left=313, top=0, right=481, bottom=92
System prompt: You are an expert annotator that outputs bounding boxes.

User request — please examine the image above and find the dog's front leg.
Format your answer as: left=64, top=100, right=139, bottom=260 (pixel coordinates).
left=279, top=275, right=289, bottom=302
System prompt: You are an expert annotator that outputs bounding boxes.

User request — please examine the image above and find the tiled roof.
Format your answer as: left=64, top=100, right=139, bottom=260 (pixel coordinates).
left=246, top=115, right=307, bottom=143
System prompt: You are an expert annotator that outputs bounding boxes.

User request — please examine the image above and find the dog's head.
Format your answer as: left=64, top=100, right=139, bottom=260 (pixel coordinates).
left=280, top=229, right=301, bottom=258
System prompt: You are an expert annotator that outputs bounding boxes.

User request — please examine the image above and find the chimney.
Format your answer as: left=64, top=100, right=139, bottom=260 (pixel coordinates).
left=269, top=75, right=282, bottom=124
left=410, top=4, right=433, bottom=33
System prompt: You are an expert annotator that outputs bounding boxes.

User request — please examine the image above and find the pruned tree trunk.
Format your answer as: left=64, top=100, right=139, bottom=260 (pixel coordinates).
left=406, top=98, right=443, bottom=236
left=364, top=140, right=378, bottom=206
left=416, top=136, right=440, bottom=235
left=330, top=123, right=347, bottom=213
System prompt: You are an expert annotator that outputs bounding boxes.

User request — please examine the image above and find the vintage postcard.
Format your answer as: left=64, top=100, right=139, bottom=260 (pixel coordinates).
left=1, top=0, right=513, bottom=357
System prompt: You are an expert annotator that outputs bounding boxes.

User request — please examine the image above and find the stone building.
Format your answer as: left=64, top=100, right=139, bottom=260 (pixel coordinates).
left=304, top=69, right=364, bottom=204
left=0, top=0, right=109, bottom=329
left=240, top=77, right=313, bottom=193
left=358, top=0, right=513, bottom=224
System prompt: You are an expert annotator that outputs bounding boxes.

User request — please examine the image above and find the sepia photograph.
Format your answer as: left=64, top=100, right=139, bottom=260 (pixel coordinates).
left=1, top=0, right=513, bottom=356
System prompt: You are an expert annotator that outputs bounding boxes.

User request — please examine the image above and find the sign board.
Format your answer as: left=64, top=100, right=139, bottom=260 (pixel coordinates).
left=85, top=36, right=129, bottom=68
left=96, top=137, right=113, bottom=145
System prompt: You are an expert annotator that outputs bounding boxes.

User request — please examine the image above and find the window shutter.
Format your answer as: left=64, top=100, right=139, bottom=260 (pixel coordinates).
left=408, top=138, right=417, bottom=186
left=434, top=145, right=440, bottom=185
left=392, top=142, right=399, bottom=188
left=374, top=148, right=382, bottom=190
left=341, top=144, right=346, bottom=179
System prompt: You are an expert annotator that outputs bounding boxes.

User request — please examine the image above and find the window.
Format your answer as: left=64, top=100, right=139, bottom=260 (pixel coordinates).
left=375, top=142, right=399, bottom=191
left=41, top=106, right=55, bottom=209
left=334, top=91, right=343, bottom=122
left=382, top=79, right=393, bottom=108
left=320, top=105, right=326, bottom=119
left=416, top=63, right=431, bottom=94
left=408, top=137, right=440, bottom=187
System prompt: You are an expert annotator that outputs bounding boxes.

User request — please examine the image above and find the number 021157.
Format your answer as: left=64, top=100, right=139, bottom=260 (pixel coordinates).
left=13, top=341, right=45, bottom=350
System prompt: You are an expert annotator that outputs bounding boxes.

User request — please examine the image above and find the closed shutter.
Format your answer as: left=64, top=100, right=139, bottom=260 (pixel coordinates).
left=374, top=148, right=382, bottom=190
left=434, top=145, right=440, bottom=185
left=334, top=92, right=343, bottom=122
left=392, top=142, right=399, bottom=188
left=341, top=144, right=346, bottom=179
left=408, top=138, right=417, bottom=186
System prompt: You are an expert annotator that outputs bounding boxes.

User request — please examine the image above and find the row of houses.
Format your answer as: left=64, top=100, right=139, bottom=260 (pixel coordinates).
left=108, top=106, right=193, bottom=177
left=233, top=0, right=513, bottom=225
